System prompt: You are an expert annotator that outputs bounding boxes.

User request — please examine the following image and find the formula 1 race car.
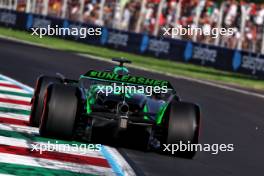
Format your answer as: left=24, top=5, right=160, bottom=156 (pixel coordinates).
left=29, top=58, right=200, bottom=158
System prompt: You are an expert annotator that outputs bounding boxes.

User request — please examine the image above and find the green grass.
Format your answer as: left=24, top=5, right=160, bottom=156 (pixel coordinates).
left=1, top=27, right=264, bottom=90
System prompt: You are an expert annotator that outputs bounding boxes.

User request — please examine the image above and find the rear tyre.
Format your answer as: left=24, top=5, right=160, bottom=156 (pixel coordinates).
left=39, top=84, right=80, bottom=139
left=29, top=76, right=62, bottom=127
left=161, top=101, right=200, bottom=158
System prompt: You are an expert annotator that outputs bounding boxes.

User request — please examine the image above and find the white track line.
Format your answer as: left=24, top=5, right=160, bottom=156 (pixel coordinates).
left=0, top=174, right=15, bottom=176
left=0, top=87, right=28, bottom=94
left=0, top=153, right=114, bottom=175
left=0, top=102, right=31, bottom=111
left=0, top=112, right=29, bottom=121
left=0, top=80, right=12, bottom=84
left=0, top=94, right=31, bottom=102
left=104, top=146, right=136, bottom=176
left=0, top=123, right=38, bottom=134
left=0, top=74, right=34, bottom=92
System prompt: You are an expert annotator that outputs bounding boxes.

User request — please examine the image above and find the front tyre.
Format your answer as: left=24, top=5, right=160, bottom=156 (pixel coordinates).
left=162, top=101, right=200, bottom=158
left=39, top=84, right=80, bottom=139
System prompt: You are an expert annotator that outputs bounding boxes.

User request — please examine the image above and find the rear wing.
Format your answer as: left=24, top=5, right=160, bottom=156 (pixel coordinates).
left=81, top=70, right=174, bottom=89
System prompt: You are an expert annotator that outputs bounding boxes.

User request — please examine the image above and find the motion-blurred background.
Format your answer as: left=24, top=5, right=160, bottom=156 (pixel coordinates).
left=1, top=0, right=263, bottom=54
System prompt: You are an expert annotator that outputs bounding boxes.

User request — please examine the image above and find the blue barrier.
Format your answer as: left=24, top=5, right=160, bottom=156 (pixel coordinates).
left=1, top=9, right=264, bottom=79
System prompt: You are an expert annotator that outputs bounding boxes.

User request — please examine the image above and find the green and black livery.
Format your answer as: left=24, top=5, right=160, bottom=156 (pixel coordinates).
left=29, top=58, right=200, bottom=158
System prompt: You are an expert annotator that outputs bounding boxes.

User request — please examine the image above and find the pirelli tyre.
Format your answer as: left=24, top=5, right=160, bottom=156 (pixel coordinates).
left=29, top=76, right=62, bottom=127
left=39, top=84, right=80, bottom=139
left=161, top=101, right=200, bottom=159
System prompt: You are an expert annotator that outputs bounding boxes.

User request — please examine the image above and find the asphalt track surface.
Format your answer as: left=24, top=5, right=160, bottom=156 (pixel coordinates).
left=0, top=38, right=264, bottom=176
